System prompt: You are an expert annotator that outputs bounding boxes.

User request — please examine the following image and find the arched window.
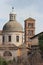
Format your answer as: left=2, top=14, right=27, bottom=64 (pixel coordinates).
left=3, top=51, right=12, bottom=56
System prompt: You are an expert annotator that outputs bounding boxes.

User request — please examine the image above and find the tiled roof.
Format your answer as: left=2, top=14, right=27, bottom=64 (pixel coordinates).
left=30, top=32, right=43, bottom=39
left=24, top=17, right=35, bottom=21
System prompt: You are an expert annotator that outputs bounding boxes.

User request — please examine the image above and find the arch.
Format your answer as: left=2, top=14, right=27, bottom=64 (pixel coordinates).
left=3, top=51, right=12, bottom=56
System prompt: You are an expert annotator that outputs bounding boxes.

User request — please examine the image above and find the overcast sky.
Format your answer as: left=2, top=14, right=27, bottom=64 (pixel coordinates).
left=0, top=0, right=43, bottom=34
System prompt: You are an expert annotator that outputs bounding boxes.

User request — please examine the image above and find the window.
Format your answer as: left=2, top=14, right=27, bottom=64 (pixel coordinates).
left=28, top=23, right=33, bottom=28
left=3, top=36, right=5, bottom=42
left=16, top=36, right=19, bottom=42
left=8, top=36, right=11, bottom=42
left=28, top=30, right=33, bottom=36
left=3, top=51, right=12, bottom=56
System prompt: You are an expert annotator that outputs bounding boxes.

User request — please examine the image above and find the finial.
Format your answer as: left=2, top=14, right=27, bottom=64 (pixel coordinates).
left=12, top=7, right=14, bottom=12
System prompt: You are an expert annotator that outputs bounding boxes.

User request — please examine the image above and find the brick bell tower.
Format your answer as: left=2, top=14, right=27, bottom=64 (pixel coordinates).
left=24, top=17, right=35, bottom=47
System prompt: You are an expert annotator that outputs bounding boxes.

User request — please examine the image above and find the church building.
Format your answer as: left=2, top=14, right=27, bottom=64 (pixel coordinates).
left=0, top=8, right=24, bottom=60
left=0, top=8, right=43, bottom=61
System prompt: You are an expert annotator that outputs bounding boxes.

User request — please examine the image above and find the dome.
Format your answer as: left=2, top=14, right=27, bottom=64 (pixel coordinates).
left=3, top=8, right=23, bottom=32
left=3, top=20, right=23, bottom=32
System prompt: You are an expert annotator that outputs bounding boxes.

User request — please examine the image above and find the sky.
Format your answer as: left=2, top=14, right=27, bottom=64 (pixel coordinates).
left=0, top=0, right=43, bottom=34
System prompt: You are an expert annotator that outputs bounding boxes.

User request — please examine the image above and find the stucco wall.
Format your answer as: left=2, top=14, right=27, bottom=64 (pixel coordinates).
left=0, top=35, right=2, bottom=44
left=2, top=32, right=23, bottom=46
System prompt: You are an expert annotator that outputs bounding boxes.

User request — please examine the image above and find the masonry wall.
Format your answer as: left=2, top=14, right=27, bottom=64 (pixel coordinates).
left=31, top=37, right=39, bottom=45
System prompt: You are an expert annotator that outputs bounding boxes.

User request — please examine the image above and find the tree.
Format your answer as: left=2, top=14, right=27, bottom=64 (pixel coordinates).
left=38, top=34, right=43, bottom=58
left=0, top=57, right=8, bottom=65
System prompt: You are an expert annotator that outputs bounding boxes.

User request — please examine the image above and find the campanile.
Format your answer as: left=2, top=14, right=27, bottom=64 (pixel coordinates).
left=24, top=17, right=35, bottom=47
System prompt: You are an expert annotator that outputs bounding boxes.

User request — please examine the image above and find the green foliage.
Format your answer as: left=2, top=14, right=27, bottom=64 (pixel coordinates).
left=8, top=60, right=13, bottom=65
left=38, top=34, right=43, bottom=51
left=38, top=34, right=43, bottom=58
left=0, top=57, right=8, bottom=65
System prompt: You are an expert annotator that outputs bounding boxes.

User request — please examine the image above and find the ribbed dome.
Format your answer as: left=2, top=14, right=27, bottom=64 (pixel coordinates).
left=3, top=20, right=23, bottom=32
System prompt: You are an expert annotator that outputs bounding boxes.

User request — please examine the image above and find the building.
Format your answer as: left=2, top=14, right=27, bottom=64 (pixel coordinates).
left=0, top=8, right=43, bottom=61
left=24, top=17, right=43, bottom=48
left=0, top=8, right=24, bottom=60
left=24, top=17, right=35, bottom=47
left=30, top=32, right=43, bottom=46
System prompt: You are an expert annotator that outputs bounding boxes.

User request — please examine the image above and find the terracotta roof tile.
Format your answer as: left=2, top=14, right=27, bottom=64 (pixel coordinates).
left=24, top=17, right=35, bottom=21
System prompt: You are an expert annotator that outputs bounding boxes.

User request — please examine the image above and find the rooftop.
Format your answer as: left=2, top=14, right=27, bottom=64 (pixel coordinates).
left=24, top=17, right=35, bottom=22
